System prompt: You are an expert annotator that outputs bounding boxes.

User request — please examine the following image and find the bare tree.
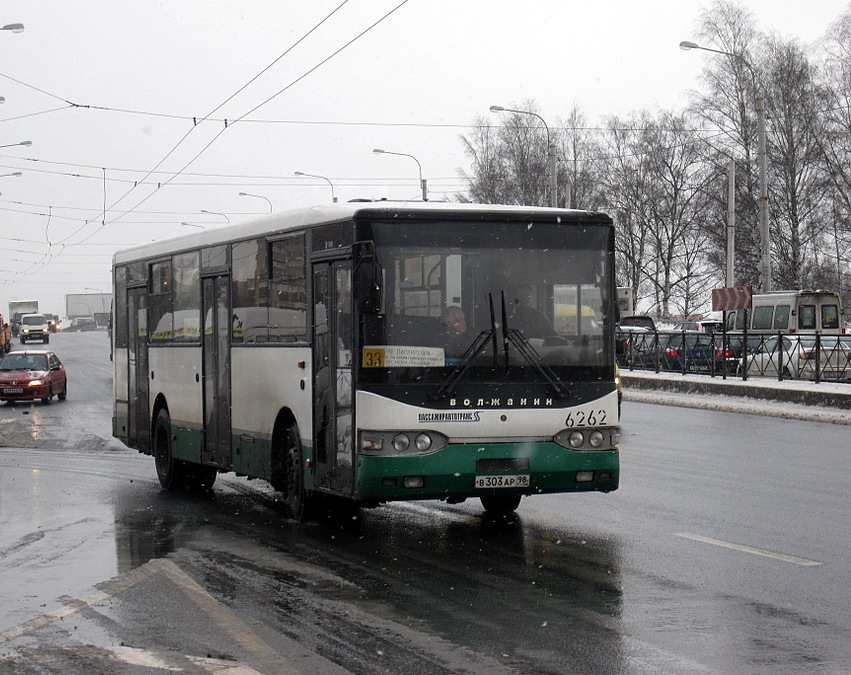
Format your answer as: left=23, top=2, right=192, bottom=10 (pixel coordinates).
left=688, top=0, right=763, bottom=288
left=817, top=7, right=851, bottom=304
left=763, top=36, right=832, bottom=290
left=557, top=106, right=604, bottom=210
left=595, top=115, right=651, bottom=305
left=459, top=101, right=550, bottom=206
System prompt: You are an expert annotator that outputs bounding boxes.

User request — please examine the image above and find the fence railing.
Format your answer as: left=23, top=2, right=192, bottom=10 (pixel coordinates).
left=616, top=329, right=851, bottom=384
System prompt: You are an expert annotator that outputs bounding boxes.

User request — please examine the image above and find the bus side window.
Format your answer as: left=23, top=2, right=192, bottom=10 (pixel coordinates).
left=798, top=305, right=816, bottom=330
left=772, top=304, right=790, bottom=331
left=752, top=305, right=774, bottom=330
left=822, top=305, right=839, bottom=329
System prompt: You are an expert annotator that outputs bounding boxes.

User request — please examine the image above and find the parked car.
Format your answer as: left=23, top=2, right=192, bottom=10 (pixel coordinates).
left=661, top=331, right=737, bottom=374
left=743, top=335, right=851, bottom=380
left=616, top=325, right=661, bottom=369
left=0, top=349, right=68, bottom=404
left=671, top=319, right=723, bottom=333
left=618, top=315, right=656, bottom=332
left=798, top=336, right=851, bottom=381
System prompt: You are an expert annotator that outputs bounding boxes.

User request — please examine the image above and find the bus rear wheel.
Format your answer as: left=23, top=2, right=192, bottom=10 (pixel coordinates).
left=480, top=494, right=522, bottom=515
left=284, top=425, right=316, bottom=522
left=154, top=408, right=184, bottom=490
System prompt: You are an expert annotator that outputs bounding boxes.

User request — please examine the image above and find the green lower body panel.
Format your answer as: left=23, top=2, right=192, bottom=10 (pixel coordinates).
left=354, top=442, right=619, bottom=502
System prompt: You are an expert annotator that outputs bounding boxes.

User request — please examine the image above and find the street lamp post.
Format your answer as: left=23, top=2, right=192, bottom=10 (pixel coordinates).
left=490, top=105, right=557, bottom=208
left=239, top=191, right=273, bottom=213
left=680, top=40, right=771, bottom=292
left=200, top=209, right=230, bottom=223
left=294, top=171, right=337, bottom=203
left=372, top=149, right=427, bottom=201
left=180, top=222, right=205, bottom=230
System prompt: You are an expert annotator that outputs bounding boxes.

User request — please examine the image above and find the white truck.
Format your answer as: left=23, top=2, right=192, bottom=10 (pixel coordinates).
left=9, top=300, right=39, bottom=337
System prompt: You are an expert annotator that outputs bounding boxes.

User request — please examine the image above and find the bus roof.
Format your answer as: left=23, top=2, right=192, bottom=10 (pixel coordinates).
left=112, top=201, right=612, bottom=265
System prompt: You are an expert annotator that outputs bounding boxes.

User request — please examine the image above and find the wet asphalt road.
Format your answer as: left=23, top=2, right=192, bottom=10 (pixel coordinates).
left=0, top=331, right=849, bottom=674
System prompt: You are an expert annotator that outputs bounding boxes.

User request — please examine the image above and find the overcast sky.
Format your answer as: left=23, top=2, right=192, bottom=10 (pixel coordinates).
left=1, top=0, right=849, bottom=317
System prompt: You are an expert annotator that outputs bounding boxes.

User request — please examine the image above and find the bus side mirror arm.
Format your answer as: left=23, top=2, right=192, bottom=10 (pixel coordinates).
left=354, top=241, right=382, bottom=314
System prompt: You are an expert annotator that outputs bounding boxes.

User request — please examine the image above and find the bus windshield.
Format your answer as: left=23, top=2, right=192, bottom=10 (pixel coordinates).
left=359, top=218, right=614, bottom=391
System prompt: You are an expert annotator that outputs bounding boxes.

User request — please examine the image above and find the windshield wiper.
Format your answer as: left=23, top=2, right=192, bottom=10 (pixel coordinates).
left=430, top=295, right=499, bottom=400
left=499, top=292, right=569, bottom=399
left=430, top=293, right=570, bottom=400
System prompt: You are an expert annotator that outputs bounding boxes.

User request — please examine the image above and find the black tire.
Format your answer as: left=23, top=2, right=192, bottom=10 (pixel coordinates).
left=58, top=381, right=67, bottom=401
left=41, top=386, right=52, bottom=405
left=154, top=408, right=183, bottom=490
left=284, top=425, right=316, bottom=521
left=480, top=494, right=522, bottom=515
left=154, top=408, right=216, bottom=492
left=44, top=337, right=49, bottom=344
left=184, top=464, right=218, bottom=492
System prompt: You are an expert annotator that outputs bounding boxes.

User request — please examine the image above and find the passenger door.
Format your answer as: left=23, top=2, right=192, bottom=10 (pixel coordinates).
left=127, top=288, right=149, bottom=452
left=311, top=260, right=354, bottom=495
left=202, top=276, right=232, bottom=468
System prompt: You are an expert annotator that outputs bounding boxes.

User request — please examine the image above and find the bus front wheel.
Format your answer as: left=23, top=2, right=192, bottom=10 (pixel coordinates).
left=480, top=494, right=521, bottom=515
left=285, top=425, right=316, bottom=522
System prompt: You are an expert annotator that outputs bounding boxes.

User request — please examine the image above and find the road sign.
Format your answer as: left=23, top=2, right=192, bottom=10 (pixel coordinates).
left=712, top=286, right=752, bottom=312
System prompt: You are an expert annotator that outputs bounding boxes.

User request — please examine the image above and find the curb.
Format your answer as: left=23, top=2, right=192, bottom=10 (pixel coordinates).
left=621, top=372, right=851, bottom=411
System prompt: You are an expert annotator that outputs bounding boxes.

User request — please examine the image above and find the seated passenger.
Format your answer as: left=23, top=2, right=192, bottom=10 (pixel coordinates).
left=437, top=306, right=469, bottom=358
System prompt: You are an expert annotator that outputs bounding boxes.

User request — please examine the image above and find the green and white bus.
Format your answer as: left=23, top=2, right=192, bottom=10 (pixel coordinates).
left=112, top=202, right=620, bottom=518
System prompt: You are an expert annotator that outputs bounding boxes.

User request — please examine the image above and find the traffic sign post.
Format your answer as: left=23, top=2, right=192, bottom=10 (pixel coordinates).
left=712, top=286, right=752, bottom=312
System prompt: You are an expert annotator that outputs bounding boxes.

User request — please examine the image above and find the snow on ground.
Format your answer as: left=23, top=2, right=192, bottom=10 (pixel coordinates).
left=622, top=370, right=851, bottom=425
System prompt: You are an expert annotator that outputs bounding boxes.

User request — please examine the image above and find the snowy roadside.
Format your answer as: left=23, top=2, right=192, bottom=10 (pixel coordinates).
left=621, top=370, right=851, bottom=425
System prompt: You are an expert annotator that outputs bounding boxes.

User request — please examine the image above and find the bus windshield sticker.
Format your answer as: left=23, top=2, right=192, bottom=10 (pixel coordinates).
left=363, top=345, right=445, bottom=368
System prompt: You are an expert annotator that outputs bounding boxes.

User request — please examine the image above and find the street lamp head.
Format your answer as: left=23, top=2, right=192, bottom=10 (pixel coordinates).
left=2, top=172, right=22, bottom=178
left=679, top=41, right=700, bottom=50
left=489, top=105, right=505, bottom=113
left=294, top=171, right=306, bottom=176
left=1, top=23, right=25, bottom=33
left=372, top=148, right=385, bottom=154
left=19, top=140, right=32, bottom=147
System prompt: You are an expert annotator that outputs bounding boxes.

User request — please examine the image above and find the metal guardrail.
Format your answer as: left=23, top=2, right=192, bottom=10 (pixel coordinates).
left=616, top=329, right=851, bottom=384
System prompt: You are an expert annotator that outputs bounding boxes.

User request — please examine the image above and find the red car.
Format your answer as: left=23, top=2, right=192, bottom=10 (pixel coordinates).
left=0, top=350, right=68, bottom=404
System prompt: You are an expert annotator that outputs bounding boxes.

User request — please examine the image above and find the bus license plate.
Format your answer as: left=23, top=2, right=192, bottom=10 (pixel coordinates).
left=3, top=388, right=23, bottom=394
left=475, top=474, right=529, bottom=489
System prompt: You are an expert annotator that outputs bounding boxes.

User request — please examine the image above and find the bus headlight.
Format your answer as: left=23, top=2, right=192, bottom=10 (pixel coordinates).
left=392, top=434, right=410, bottom=452
left=360, top=430, right=447, bottom=456
left=554, top=427, right=617, bottom=451
left=415, top=433, right=432, bottom=451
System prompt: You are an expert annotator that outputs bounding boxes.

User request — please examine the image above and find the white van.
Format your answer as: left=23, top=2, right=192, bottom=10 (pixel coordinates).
left=19, top=313, right=51, bottom=344
left=725, top=290, right=844, bottom=335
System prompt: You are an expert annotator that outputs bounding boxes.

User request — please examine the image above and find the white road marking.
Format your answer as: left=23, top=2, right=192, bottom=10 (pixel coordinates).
left=0, top=557, right=300, bottom=673
left=674, top=532, right=823, bottom=566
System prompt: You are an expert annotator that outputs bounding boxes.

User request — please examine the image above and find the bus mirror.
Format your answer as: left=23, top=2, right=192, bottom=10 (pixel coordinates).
left=354, top=242, right=382, bottom=314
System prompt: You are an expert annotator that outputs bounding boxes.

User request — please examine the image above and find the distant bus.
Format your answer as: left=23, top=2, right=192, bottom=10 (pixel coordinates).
left=725, top=290, right=844, bottom=335
left=111, top=202, right=620, bottom=519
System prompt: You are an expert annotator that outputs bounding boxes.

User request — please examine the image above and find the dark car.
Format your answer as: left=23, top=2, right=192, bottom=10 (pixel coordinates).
left=0, top=350, right=68, bottom=404
left=661, top=331, right=737, bottom=374
left=616, top=325, right=662, bottom=369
